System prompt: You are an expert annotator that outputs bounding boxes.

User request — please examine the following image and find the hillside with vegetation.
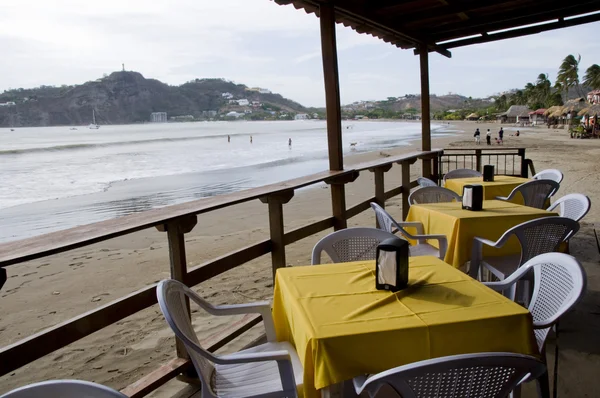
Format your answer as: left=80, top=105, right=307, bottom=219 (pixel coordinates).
left=0, top=72, right=309, bottom=127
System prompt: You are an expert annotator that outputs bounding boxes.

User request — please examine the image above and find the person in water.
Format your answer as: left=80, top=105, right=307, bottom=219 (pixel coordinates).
left=288, top=138, right=292, bottom=147
left=250, top=136, right=253, bottom=144
left=227, top=135, right=230, bottom=143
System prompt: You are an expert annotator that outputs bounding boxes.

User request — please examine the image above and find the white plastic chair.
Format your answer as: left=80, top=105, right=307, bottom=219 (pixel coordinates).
left=0, top=380, right=128, bottom=398
left=417, top=177, right=437, bottom=187
left=533, top=169, right=564, bottom=184
left=352, top=352, right=545, bottom=398
left=408, top=186, right=461, bottom=205
left=495, top=179, right=560, bottom=209
left=370, top=203, right=447, bottom=259
left=156, top=280, right=303, bottom=398
left=546, top=193, right=591, bottom=222
left=443, top=168, right=482, bottom=183
left=484, top=253, right=586, bottom=398
left=470, top=216, right=580, bottom=281
left=311, top=227, right=396, bottom=265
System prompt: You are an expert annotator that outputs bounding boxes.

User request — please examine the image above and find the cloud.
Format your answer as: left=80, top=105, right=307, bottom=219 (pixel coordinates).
left=0, top=0, right=599, bottom=106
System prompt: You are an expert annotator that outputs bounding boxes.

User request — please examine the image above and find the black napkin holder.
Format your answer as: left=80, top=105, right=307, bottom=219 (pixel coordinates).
left=462, top=184, right=483, bottom=211
left=375, top=237, right=409, bottom=292
left=483, top=165, right=495, bottom=182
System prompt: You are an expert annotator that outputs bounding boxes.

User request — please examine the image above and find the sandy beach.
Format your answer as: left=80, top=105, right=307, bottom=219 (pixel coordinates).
left=2, top=120, right=600, bottom=397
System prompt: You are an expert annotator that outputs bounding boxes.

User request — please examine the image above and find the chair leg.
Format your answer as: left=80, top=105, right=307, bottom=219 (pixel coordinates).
left=512, top=384, right=522, bottom=398
left=536, top=370, right=551, bottom=398
left=553, top=322, right=560, bottom=398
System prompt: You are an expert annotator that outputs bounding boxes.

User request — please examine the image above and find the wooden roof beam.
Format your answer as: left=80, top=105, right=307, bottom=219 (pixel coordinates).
left=430, top=0, right=600, bottom=41
left=388, top=0, right=517, bottom=25
left=440, top=12, right=600, bottom=49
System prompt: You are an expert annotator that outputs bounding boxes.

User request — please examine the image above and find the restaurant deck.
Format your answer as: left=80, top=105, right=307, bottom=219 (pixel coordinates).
left=2, top=0, right=600, bottom=396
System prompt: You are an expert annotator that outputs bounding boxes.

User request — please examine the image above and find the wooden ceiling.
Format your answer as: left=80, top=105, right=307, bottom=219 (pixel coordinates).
left=274, top=0, right=600, bottom=57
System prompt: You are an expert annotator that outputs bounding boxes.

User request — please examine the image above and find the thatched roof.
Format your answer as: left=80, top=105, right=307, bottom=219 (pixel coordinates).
left=562, top=98, right=587, bottom=113
left=529, top=108, right=546, bottom=115
left=544, top=106, right=562, bottom=116
left=499, top=105, right=531, bottom=118
left=551, top=109, right=564, bottom=118
left=466, top=113, right=479, bottom=119
left=579, top=104, right=600, bottom=117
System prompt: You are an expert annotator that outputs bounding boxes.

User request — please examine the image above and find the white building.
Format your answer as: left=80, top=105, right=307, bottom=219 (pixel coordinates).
left=258, top=88, right=271, bottom=94
left=221, top=92, right=233, bottom=99
left=229, top=99, right=238, bottom=104
left=150, top=112, right=167, bottom=123
left=226, top=111, right=243, bottom=118
left=237, top=99, right=249, bottom=106
left=295, top=113, right=309, bottom=120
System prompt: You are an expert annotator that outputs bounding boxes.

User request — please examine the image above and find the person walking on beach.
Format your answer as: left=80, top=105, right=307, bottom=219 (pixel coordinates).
left=474, top=128, right=481, bottom=145
left=227, top=135, right=230, bottom=143
left=250, top=135, right=253, bottom=144
left=498, top=127, right=504, bottom=144
left=486, top=129, right=492, bottom=145
left=288, top=138, right=292, bottom=148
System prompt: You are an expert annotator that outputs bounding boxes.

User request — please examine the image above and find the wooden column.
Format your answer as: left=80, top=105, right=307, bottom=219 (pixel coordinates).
left=156, top=215, right=197, bottom=360
left=400, top=159, right=417, bottom=220
left=419, top=44, right=432, bottom=179
left=320, top=3, right=348, bottom=231
left=260, top=190, right=294, bottom=279
left=475, top=149, right=483, bottom=172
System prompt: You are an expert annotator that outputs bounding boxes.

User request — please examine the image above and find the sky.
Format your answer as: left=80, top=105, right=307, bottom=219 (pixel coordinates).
left=0, top=0, right=599, bottom=107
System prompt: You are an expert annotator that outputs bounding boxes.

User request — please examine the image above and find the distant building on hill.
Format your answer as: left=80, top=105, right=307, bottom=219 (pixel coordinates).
left=170, top=115, right=194, bottom=122
left=237, top=99, right=249, bottom=106
left=226, top=111, right=243, bottom=118
left=150, top=112, right=167, bottom=123
left=295, top=113, right=309, bottom=120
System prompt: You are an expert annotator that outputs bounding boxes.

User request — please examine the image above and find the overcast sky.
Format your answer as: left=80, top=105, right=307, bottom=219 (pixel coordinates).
left=1, top=0, right=599, bottom=107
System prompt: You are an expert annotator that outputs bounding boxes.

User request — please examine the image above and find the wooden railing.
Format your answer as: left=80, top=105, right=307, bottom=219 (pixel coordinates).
left=0, top=149, right=441, bottom=396
left=439, top=148, right=531, bottom=180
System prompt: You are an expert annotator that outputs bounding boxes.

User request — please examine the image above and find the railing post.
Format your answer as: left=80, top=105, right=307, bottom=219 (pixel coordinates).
left=369, top=164, right=392, bottom=228
left=432, top=155, right=440, bottom=185
left=156, top=215, right=198, bottom=361
left=326, top=172, right=359, bottom=231
left=260, top=190, right=294, bottom=279
left=399, top=159, right=418, bottom=220
left=475, top=149, right=482, bottom=172
left=518, top=148, right=528, bottom=177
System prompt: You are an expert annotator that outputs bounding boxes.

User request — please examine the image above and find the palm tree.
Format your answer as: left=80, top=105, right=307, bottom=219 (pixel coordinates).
left=534, top=73, right=552, bottom=107
left=556, top=54, right=582, bottom=98
left=584, top=64, right=600, bottom=90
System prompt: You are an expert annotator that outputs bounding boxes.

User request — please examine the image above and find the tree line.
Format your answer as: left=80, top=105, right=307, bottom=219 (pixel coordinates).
left=495, top=54, right=600, bottom=111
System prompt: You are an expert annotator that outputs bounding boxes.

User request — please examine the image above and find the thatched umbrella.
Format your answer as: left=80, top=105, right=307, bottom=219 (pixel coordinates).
left=544, top=106, right=562, bottom=116
left=551, top=108, right=564, bottom=118
left=562, top=100, right=588, bottom=114
left=579, top=104, right=600, bottom=117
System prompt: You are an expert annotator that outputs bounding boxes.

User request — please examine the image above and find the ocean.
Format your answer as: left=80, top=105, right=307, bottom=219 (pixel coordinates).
left=0, top=120, right=450, bottom=242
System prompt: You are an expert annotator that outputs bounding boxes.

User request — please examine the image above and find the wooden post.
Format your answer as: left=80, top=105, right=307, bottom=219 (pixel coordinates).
left=156, top=215, right=197, bottom=360
left=320, top=4, right=348, bottom=231
left=326, top=172, right=359, bottom=231
left=475, top=149, right=482, bottom=172
left=260, top=190, right=294, bottom=279
left=518, top=148, right=528, bottom=177
left=419, top=44, right=432, bottom=179
left=369, top=164, right=392, bottom=228
left=400, top=159, right=417, bottom=220
left=432, top=155, right=440, bottom=185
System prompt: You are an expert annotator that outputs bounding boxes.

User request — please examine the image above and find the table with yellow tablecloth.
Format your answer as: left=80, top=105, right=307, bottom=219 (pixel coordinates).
left=273, top=257, right=538, bottom=398
left=445, top=175, right=530, bottom=200
left=405, top=200, right=558, bottom=268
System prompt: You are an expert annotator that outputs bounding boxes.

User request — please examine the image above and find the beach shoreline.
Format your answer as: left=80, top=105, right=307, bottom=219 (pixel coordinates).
left=2, top=120, right=600, bottom=396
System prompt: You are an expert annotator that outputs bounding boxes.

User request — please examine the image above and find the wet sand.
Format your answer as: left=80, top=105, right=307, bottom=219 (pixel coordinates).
left=1, top=121, right=600, bottom=397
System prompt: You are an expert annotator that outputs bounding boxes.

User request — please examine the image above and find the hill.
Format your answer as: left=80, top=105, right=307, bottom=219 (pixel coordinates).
left=0, top=72, right=308, bottom=127
left=342, top=94, right=493, bottom=115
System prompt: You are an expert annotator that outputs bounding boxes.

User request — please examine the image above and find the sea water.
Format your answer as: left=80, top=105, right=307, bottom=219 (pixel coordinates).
left=0, top=120, right=449, bottom=242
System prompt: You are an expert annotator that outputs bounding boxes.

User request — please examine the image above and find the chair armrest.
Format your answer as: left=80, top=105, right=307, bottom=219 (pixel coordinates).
left=469, top=236, right=508, bottom=279
left=396, top=221, right=424, bottom=235
left=188, top=298, right=277, bottom=341
left=411, top=234, right=448, bottom=260
left=482, top=265, right=530, bottom=301
left=495, top=196, right=509, bottom=201
left=215, top=350, right=297, bottom=395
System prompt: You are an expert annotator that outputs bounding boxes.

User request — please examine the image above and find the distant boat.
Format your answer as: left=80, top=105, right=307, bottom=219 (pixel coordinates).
left=10, top=128, right=14, bottom=131
left=88, top=109, right=100, bottom=129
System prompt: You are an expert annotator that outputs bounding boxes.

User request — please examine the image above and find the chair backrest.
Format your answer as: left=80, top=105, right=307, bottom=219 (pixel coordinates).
left=156, top=280, right=217, bottom=396
left=507, top=179, right=560, bottom=209
left=506, top=253, right=586, bottom=351
left=417, top=177, right=437, bottom=187
left=0, top=380, right=128, bottom=398
left=533, top=168, right=564, bottom=184
left=443, top=168, right=482, bottom=182
left=408, top=186, right=461, bottom=205
left=355, top=353, right=545, bottom=398
left=508, top=217, right=580, bottom=266
left=311, top=227, right=397, bottom=265
left=547, top=193, right=591, bottom=222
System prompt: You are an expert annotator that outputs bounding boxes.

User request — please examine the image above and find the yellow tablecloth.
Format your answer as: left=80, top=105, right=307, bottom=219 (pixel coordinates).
left=273, top=257, right=538, bottom=398
left=405, top=200, right=558, bottom=268
left=445, top=175, right=530, bottom=200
